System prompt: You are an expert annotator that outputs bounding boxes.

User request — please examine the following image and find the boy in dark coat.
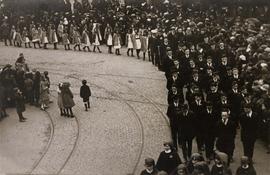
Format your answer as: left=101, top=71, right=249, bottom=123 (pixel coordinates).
left=140, top=158, right=159, bottom=175
left=156, top=142, right=182, bottom=175
left=235, top=156, right=256, bottom=175
left=80, top=80, right=91, bottom=111
left=211, top=151, right=232, bottom=175
left=14, top=88, right=27, bottom=122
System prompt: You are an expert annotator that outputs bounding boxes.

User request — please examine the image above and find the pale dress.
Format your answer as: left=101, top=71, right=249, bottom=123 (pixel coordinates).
left=107, top=34, right=113, bottom=46
left=93, top=34, right=100, bottom=46
left=135, top=36, right=141, bottom=50
left=127, top=35, right=133, bottom=49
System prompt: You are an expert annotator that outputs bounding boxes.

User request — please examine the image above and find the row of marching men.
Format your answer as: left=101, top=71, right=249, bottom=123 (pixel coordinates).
left=164, top=45, right=263, bottom=165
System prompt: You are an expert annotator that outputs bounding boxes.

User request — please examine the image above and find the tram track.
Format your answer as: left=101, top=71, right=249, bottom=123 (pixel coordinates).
left=46, top=71, right=145, bottom=175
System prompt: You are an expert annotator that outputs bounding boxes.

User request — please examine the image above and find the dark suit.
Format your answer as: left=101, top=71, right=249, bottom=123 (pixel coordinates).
left=228, top=89, right=242, bottom=124
left=203, top=108, right=220, bottom=159
left=239, top=111, right=260, bottom=159
left=189, top=99, right=205, bottom=152
left=216, top=118, right=237, bottom=162
left=167, top=103, right=181, bottom=150
left=178, top=110, right=196, bottom=161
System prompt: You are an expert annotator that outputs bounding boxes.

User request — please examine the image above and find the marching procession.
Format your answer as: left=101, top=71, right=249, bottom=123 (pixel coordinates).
left=0, top=0, right=270, bottom=175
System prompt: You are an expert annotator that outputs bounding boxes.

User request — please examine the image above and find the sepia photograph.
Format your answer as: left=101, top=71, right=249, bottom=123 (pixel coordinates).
left=0, top=0, right=270, bottom=174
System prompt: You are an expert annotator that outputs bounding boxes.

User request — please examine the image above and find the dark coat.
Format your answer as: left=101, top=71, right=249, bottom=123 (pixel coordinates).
left=203, top=108, right=220, bottom=137
left=235, top=165, right=257, bottom=175
left=156, top=150, right=182, bottom=175
left=80, top=84, right=91, bottom=100
left=62, top=88, right=75, bottom=108
left=178, top=111, right=196, bottom=139
left=239, top=112, right=260, bottom=141
left=211, top=165, right=232, bottom=175
left=215, top=119, right=236, bottom=155
left=15, top=92, right=25, bottom=113
left=0, top=85, right=6, bottom=108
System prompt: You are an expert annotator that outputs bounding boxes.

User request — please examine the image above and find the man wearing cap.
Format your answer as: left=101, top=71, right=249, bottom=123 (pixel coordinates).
left=140, top=158, right=158, bottom=175
left=239, top=104, right=260, bottom=162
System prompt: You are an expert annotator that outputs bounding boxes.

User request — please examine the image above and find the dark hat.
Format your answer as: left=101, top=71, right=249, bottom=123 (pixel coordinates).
left=144, top=158, right=155, bottom=166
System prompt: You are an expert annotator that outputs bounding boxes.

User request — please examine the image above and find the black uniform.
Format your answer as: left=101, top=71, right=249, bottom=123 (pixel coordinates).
left=239, top=111, right=260, bottom=160
left=156, top=150, right=182, bottom=175
left=178, top=110, right=196, bottom=161
left=215, top=118, right=237, bottom=162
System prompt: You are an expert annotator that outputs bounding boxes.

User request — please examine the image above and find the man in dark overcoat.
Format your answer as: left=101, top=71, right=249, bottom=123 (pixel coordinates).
left=216, top=109, right=237, bottom=165
left=239, top=104, right=260, bottom=161
left=178, top=104, right=196, bottom=162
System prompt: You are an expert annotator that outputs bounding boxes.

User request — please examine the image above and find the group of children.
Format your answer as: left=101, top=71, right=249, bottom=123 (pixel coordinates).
left=57, top=79, right=92, bottom=118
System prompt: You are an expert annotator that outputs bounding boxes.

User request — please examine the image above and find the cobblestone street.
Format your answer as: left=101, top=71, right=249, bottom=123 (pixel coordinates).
left=0, top=44, right=269, bottom=175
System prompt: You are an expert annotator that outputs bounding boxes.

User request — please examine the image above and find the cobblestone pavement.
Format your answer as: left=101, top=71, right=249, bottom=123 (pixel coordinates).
left=0, top=44, right=269, bottom=175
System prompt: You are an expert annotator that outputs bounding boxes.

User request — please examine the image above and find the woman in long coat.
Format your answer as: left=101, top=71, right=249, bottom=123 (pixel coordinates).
left=61, top=83, right=75, bottom=118
left=39, top=75, right=50, bottom=110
